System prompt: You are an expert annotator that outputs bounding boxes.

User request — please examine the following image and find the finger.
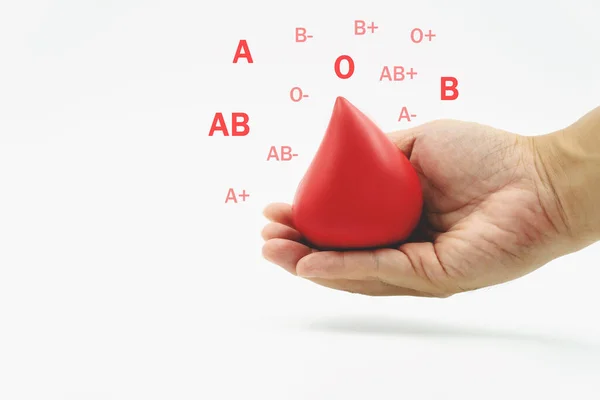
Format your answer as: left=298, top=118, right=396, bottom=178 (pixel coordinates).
left=387, top=131, right=418, bottom=157
left=262, top=238, right=315, bottom=275
left=386, top=122, right=433, bottom=157
left=387, top=120, right=458, bottom=157
left=296, top=243, right=453, bottom=295
left=261, top=237, right=431, bottom=296
left=263, top=203, right=295, bottom=227
left=261, top=222, right=303, bottom=242
left=306, top=278, right=434, bottom=297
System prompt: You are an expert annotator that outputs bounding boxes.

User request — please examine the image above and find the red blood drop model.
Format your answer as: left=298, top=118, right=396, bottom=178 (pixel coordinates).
left=291, top=96, right=423, bottom=249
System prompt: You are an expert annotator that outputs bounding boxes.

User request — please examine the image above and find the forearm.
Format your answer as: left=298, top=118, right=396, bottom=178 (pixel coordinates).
left=534, top=106, right=600, bottom=250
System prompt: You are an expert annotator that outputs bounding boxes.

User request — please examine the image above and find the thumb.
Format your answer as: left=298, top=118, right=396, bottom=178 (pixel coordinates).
left=386, top=122, right=433, bottom=157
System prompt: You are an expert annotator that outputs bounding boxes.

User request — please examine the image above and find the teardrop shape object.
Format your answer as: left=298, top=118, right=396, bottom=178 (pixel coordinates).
left=291, top=96, right=423, bottom=250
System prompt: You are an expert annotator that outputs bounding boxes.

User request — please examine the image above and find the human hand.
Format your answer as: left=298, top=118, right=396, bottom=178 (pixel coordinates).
left=261, top=119, right=575, bottom=297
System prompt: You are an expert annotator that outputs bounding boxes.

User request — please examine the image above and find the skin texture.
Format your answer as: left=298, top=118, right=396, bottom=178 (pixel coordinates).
left=261, top=109, right=600, bottom=297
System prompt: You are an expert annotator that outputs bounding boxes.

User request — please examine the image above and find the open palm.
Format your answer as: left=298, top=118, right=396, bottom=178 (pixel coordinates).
left=261, top=120, right=566, bottom=297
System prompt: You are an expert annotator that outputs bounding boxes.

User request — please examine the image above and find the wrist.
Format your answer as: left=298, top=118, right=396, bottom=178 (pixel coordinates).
left=532, top=108, right=600, bottom=250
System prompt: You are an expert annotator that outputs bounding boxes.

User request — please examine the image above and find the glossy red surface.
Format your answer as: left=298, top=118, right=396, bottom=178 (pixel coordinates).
left=292, top=96, right=423, bottom=249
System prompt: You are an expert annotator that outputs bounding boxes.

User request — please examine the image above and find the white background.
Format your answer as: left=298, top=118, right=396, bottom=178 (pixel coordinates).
left=1, top=0, right=599, bottom=399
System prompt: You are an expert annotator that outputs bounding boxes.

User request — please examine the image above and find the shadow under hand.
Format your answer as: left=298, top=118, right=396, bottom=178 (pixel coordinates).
left=306, top=315, right=599, bottom=353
